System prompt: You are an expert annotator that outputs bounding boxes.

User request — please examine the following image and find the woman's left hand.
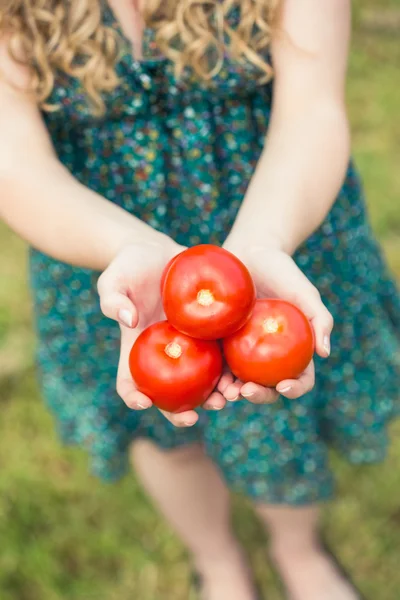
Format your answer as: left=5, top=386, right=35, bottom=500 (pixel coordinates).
left=219, top=241, right=334, bottom=405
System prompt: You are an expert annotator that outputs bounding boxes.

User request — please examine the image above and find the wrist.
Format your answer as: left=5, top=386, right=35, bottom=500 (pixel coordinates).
left=119, top=231, right=182, bottom=262
left=225, top=230, right=291, bottom=257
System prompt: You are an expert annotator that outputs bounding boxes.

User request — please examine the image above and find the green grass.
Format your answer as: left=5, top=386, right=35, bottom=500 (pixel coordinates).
left=1, top=3, right=400, bottom=599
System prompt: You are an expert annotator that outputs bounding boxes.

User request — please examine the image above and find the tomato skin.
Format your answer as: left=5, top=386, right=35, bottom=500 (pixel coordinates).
left=162, top=245, right=256, bottom=340
left=129, top=321, right=223, bottom=413
left=223, top=299, right=314, bottom=387
left=160, top=254, right=180, bottom=295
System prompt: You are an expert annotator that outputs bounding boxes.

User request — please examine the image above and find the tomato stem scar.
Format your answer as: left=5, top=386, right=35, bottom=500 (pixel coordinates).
left=165, top=342, right=183, bottom=359
left=263, top=318, right=279, bottom=334
left=197, top=289, right=215, bottom=307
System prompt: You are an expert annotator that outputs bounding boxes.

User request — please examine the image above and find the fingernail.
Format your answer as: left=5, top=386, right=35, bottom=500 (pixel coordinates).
left=228, top=395, right=240, bottom=402
left=211, top=405, right=223, bottom=411
left=323, top=335, right=331, bottom=356
left=119, top=309, right=133, bottom=328
left=278, top=386, right=292, bottom=394
left=184, top=420, right=196, bottom=427
left=242, top=392, right=254, bottom=399
left=137, top=401, right=151, bottom=409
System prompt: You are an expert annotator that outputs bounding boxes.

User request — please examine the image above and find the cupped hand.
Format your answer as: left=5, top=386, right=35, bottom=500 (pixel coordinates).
left=97, top=240, right=228, bottom=427
left=221, top=242, right=334, bottom=404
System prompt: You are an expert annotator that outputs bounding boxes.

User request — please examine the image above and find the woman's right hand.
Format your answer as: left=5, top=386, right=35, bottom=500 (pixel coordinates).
left=97, top=240, right=228, bottom=427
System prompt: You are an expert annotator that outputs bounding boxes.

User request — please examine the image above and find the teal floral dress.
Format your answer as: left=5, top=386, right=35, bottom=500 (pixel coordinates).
left=30, top=6, right=400, bottom=504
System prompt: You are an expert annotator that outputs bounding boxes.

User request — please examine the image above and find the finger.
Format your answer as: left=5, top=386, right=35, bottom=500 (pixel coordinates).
left=276, top=361, right=315, bottom=399
left=282, top=274, right=333, bottom=359
left=217, top=370, right=234, bottom=393
left=116, top=326, right=152, bottom=409
left=202, top=391, right=227, bottom=411
left=98, top=286, right=139, bottom=329
left=240, top=382, right=280, bottom=404
left=116, top=369, right=153, bottom=409
left=251, top=250, right=333, bottom=359
left=159, top=409, right=199, bottom=428
left=223, top=380, right=243, bottom=401
left=310, top=304, right=334, bottom=359
left=285, top=280, right=333, bottom=360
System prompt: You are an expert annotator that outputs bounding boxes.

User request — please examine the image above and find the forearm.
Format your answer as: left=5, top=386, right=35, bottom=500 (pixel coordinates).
left=0, top=158, right=172, bottom=270
left=228, top=101, right=350, bottom=255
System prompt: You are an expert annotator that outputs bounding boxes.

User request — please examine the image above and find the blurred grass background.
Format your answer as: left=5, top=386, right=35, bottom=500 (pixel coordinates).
left=0, top=2, right=399, bottom=599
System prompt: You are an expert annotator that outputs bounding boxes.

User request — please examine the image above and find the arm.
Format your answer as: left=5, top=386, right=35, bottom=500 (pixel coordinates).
left=0, top=42, right=225, bottom=427
left=227, top=0, right=351, bottom=254
left=222, top=0, right=350, bottom=404
left=0, top=48, right=172, bottom=270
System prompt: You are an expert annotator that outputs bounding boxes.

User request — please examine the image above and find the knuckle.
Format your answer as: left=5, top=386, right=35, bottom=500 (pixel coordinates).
left=161, top=412, right=179, bottom=426
left=116, top=381, right=126, bottom=402
left=266, top=391, right=279, bottom=404
left=99, top=296, right=107, bottom=314
left=258, top=392, right=269, bottom=403
left=310, top=286, right=322, bottom=301
left=251, top=392, right=269, bottom=404
left=290, top=385, right=303, bottom=398
left=270, top=391, right=280, bottom=402
left=96, top=272, right=108, bottom=295
left=96, top=274, right=103, bottom=293
left=325, top=312, right=334, bottom=330
left=99, top=296, right=114, bottom=319
left=174, top=420, right=187, bottom=428
left=302, top=379, right=314, bottom=394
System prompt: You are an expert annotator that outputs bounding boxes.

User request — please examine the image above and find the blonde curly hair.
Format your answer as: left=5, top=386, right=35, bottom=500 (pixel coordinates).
left=0, top=0, right=279, bottom=114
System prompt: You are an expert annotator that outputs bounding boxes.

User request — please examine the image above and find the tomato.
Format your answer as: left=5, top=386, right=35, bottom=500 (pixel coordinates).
left=162, top=245, right=256, bottom=340
left=129, top=321, right=223, bottom=413
left=160, top=254, right=180, bottom=295
left=223, top=299, right=314, bottom=387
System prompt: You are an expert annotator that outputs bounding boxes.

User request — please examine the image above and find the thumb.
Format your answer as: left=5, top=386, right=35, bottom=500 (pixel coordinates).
left=254, top=251, right=333, bottom=359
left=274, top=259, right=333, bottom=358
left=297, top=287, right=334, bottom=359
left=98, top=289, right=139, bottom=329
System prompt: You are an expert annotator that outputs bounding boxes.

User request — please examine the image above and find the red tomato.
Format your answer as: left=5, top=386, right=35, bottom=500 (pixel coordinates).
left=223, top=299, right=314, bottom=387
left=129, top=321, right=223, bottom=413
left=160, top=254, right=180, bottom=295
left=162, top=245, right=256, bottom=340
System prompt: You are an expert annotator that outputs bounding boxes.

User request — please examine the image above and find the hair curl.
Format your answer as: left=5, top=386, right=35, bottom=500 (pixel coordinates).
left=0, top=0, right=279, bottom=114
